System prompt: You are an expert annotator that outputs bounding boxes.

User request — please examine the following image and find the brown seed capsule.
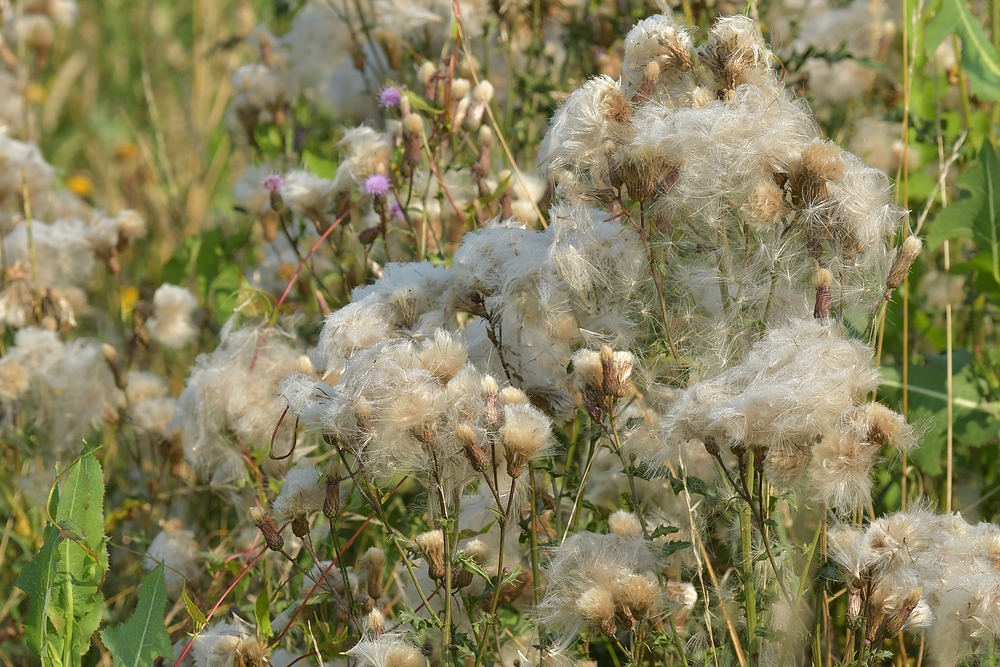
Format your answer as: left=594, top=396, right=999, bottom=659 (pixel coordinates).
left=291, top=515, right=310, bottom=539
left=323, top=463, right=341, bottom=519
left=584, top=387, right=604, bottom=422
left=886, top=236, right=922, bottom=290
left=813, top=268, right=833, bottom=318
left=248, top=507, right=284, bottom=552
left=884, top=588, right=922, bottom=637
left=600, top=346, right=634, bottom=398
left=414, top=530, right=446, bottom=580
left=847, top=586, right=862, bottom=618
left=482, top=376, right=500, bottom=429
left=452, top=565, right=473, bottom=589
left=457, top=424, right=489, bottom=473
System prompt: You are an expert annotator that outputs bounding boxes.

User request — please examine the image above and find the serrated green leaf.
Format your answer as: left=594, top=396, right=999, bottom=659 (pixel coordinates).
left=182, top=585, right=207, bottom=627
left=16, top=525, right=62, bottom=659
left=650, top=525, right=680, bottom=539
left=661, top=540, right=692, bottom=558
left=927, top=143, right=1000, bottom=284
left=16, top=451, right=108, bottom=667
left=100, top=565, right=172, bottom=667
left=925, top=0, right=1000, bottom=101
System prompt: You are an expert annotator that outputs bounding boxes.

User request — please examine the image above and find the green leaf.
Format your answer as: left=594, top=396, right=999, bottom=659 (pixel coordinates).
left=181, top=585, right=207, bottom=627
left=880, top=352, right=1000, bottom=474
left=16, top=451, right=108, bottom=667
left=661, top=540, right=693, bottom=558
left=403, top=90, right=444, bottom=115
left=254, top=584, right=273, bottom=641
left=927, top=142, right=1000, bottom=283
left=302, top=150, right=339, bottom=180
left=16, top=525, right=61, bottom=660
left=100, top=565, right=172, bottom=667
left=925, top=0, right=1000, bottom=101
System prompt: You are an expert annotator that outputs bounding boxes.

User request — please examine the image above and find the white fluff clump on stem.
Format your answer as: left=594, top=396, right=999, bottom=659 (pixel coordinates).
left=344, top=632, right=425, bottom=667
left=303, top=205, right=649, bottom=421
left=174, top=325, right=312, bottom=488
left=271, top=461, right=326, bottom=525
left=143, top=518, right=200, bottom=596
left=538, top=75, right=625, bottom=188
left=280, top=169, right=335, bottom=220
left=146, top=284, right=199, bottom=349
left=331, top=126, right=392, bottom=193
left=621, top=12, right=694, bottom=100
left=537, top=531, right=695, bottom=645
left=656, top=318, right=911, bottom=511
left=192, top=617, right=268, bottom=667
left=0, top=327, right=123, bottom=457
left=125, top=370, right=178, bottom=440
left=829, top=510, right=1000, bottom=660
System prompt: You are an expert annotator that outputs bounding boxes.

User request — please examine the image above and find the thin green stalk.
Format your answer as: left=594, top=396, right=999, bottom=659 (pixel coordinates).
left=562, top=435, right=599, bottom=544
left=668, top=613, right=691, bottom=667
left=741, top=450, right=758, bottom=658
left=472, top=479, right=518, bottom=667
left=607, top=409, right=649, bottom=539
left=528, top=469, right=541, bottom=609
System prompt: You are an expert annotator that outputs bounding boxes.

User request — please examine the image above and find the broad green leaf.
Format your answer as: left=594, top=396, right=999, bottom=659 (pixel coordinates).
left=16, top=451, right=108, bottom=667
left=926, top=142, right=1000, bottom=283
left=925, top=0, right=1000, bottom=101
left=881, top=352, right=1000, bottom=474
left=254, top=584, right=273, bottom=641
left=302, top=150, right=339, bottom=180
left=16, top=525, right=61, bottom=660
left=100, top=565, right=172, bottom=667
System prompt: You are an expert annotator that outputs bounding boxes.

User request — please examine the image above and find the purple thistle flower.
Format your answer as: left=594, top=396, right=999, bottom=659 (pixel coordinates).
left=364, top=173, right=392, bottom=198
left=262, top=173, right=283, bottom=193
left=379, top=85, right=403, bottom=109
left=388, top=202, right=404, bottom=219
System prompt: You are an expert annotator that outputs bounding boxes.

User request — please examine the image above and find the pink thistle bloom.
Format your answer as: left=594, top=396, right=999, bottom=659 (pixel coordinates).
left=364, top=174, right=392, bottom=197
left=262, top=173, right=283, bottom=193
left=379, top=86, right=403, bottom=109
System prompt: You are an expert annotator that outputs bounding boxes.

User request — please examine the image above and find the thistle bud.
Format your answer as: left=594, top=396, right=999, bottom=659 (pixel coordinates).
left=847, top=586, right=862, bottom=618
left=291, top=515, right=310, bottom=539
left=248, top=506, right=284, bottom=552
left=359, top=546, right=385, bottom=600
left=584, top=387, right=604, bottom=422
left=577, top=586, right=617, bottom=636
left=813, top=268, right=833, bottom=319
left=600, top=346, right=634, bottom=398
left=359, top=224, right=381, bottom=245
left=412, top=421, right=436, bottom=444
left=402, top=113, right=425, bottom=169
left=452, top=564, right=473, bottom=589
left=499, top=386, right=529, bottom=405
left=702, top=437, right=720, bottom=457
left=457, top=424, right=489, bottom=473
left=886, top=236, right=922, bottom=290
left=482, top=375, right=500, bottom=429
left=324, top=461, right=341, bottom=519
left=414, top=530, right=446, bottom=580
left=884, top=589, right=923, bottom=637
left=366, top=608, right=386, bottom=636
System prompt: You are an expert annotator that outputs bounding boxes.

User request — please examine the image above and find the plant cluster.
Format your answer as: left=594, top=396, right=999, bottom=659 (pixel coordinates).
left=2, top=1, right=1000, bottom=667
